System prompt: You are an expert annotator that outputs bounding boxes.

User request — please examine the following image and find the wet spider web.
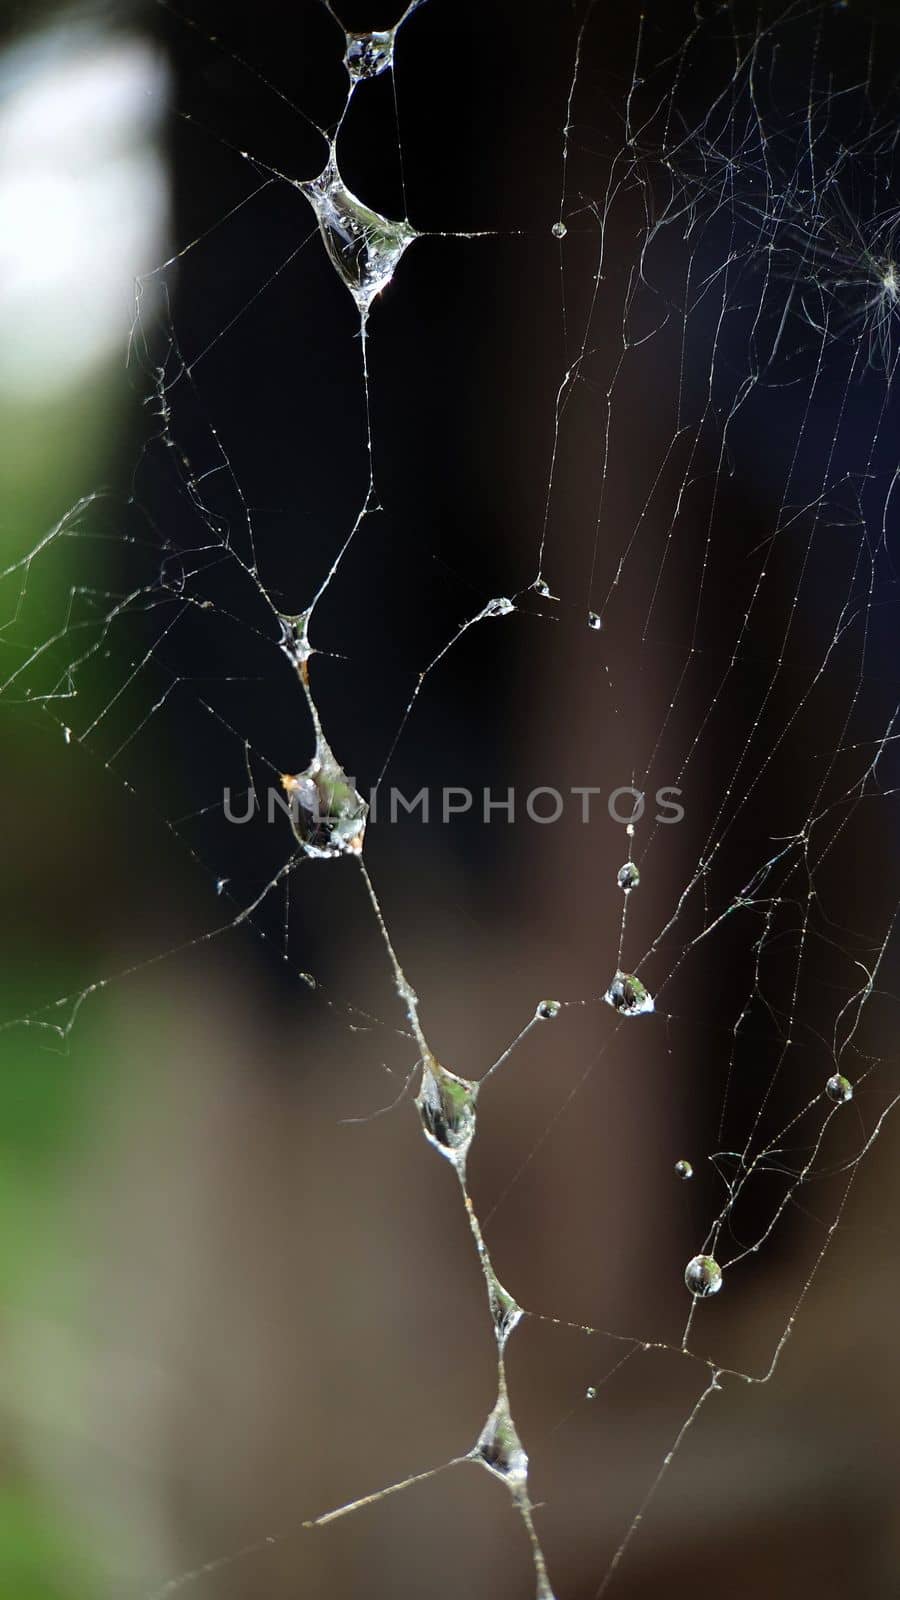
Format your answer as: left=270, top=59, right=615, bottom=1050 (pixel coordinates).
left=3, top=0, right=900, bottom=1595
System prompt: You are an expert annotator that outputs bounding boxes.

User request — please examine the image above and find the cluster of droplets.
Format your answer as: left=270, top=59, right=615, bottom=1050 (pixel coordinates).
left=270, top=8, right=428, bottom=854
left=410, top=1039, right=557, bottom=1595
left=269, top=18, right=556, bottom=1590
left=296, top=5, right=427, bottom=316
left=12, top=5, right=895, bottom=1597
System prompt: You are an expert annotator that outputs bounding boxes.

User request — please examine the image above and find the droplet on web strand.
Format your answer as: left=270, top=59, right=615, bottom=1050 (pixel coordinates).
left=344, top=28, right=396, bottom=81
left=684, top=1254, right=722, bottom=1298
left=299, top=151, right=417, bottom=314
left=604, top=970, right=654, bottom=1017
left=415, top=1058, right=478, bottom=1164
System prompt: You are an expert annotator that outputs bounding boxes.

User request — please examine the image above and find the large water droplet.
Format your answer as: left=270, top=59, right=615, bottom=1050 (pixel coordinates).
left=415, top=1059, right=478, bottom=1163
left=344, top=28, right=396, bottom=80
left=825, top=1073, right=853, bottom=1104
left=281, top=736, right=368, bottom=857
left=587, top=610, right=603, bottom=631
left=604, top=970, right=654, bottom=1016
left=536, top=999, right=560, bottom=1020
left=674, top=1158, right=693, bottom=1180
left=551, top=220, right=567, bottom=240
left=475, top=1394, right=529, bottom=1486
left=299, top=153, right=417, bottom=314
left=617, top=861, right=640, bottom=891
left=684, top=1254, right=722, bottom=1297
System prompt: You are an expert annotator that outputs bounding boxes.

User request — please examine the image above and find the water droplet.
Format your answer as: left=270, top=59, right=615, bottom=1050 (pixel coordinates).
left=536, top=999, right=560, bottom=1020
left=300, top=152, right=417, bottom=314
left=684, top=1254, right=722, bottom=1297
left=825, top=1073, right=853, bottom=1104
left=215, top=877, right=229, bottom=896
left=475, top=1394, right=529, bottom=1486
left=551, top=220, right=567, bottom=240
left=674, top=1159, right=693, bottom=1180
left=604, top=970, right=654, bottom=1017
left=587, top=611, right=603, bottom=631
left=415, top=1058, right=478, bottom=1163
left=532, top=577, right=557, bottom=599
left=488, top=1274, right=523, bottom=1347
left=344, top=28, right=396, bottom=80
left=482, top=595, right=515, bottom=617
left=277, top=610, right=313, bottom=668
left=585, top=1385, right=597, bottom=1400
left=62, top=725, right=72, bottom=744
left=281, top=737, right=368, bottom=857
left=617, top=861, right=640, bottom=891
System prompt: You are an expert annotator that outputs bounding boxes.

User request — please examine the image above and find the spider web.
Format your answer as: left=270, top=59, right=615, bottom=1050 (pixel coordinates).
left=3, top=0, right=900, bottom=1595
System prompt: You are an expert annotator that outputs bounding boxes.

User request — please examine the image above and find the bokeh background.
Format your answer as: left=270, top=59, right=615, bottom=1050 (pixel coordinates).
left=2, top=2, right=900, bottom=1597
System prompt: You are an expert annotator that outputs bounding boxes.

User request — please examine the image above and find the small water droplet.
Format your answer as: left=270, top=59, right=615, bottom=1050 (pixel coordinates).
left=483, top=595, right=515, bottom=617
left=344, top=28, right=396, bottom=80
left=604, top=970, right=654, bottom=1017
left=825, top=1073, right=853, bottom=1104
left=300, top=151, right=417, bottom=314
left=626, top=822, right=635, bottom=837
left=532, top=577, right=558, bottom=599
left=63, top=726, right=72, bottom=744
left=536, top=999, right=560, bottom=1020
left=585, top=1385, right=597, bottom=1400
left=488, top=1274, right=523, bottom=1348
left=587, top=611, right=603, bottom=631
left=216, top=877, right=229, bottom=895
left=551, top=220, right=567, bottom=239
left=617, top=861, right=640, bottom=891
left=674, top=1159, right=693, bottom=1180
left=475, top=1394, right=529, bottom=1485
left=416, top=1059, right=478, bottom=1163
left=684, top=1254, right=722, bottom=1297
left=277, top=610, right=313, bottom=667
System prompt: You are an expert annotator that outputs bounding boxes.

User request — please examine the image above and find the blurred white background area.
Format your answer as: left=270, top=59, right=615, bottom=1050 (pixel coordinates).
left=0, top=16, right=169, bottom=402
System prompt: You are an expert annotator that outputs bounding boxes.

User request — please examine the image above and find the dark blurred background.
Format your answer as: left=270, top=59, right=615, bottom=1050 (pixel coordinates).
left=2, top=1, right=900, bottom=1597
